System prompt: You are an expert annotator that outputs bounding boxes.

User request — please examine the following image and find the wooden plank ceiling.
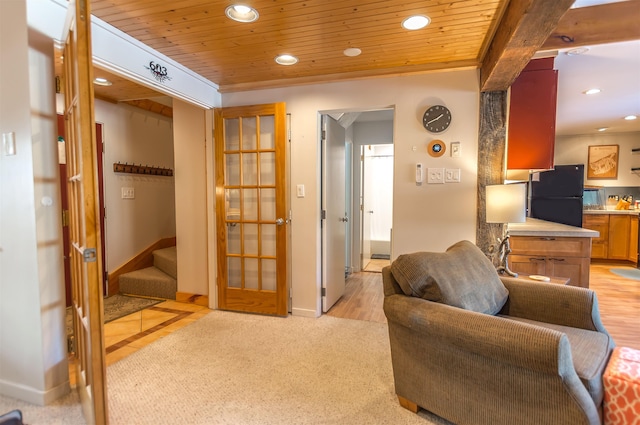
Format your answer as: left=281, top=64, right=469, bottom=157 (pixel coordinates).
left=90, top=0, right=507, bottom=92
left=84, top=0, right=640, bottom=108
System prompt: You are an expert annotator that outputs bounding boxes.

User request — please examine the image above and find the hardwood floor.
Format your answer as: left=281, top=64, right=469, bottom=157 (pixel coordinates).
left=589, top=264, right=640, bottom=350
left=327, top=263, right=640, bottom=350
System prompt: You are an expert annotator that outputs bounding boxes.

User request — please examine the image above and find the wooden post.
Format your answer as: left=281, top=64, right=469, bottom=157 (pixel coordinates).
left=477, top=91, right=508, bottom=263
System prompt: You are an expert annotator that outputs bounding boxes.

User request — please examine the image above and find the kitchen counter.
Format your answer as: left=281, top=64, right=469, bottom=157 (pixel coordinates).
left=507, top=218, right=599, bottom=238
left=583, top=209, right=639, bottom=216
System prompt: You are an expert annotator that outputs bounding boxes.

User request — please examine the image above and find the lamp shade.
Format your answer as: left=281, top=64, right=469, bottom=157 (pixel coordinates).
left=486, top=183, right=527, bottom=223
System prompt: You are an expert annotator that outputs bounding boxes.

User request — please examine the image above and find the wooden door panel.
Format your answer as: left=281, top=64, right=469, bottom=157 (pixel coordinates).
left=608, top=215, right=630, bottom=260
left=215, top=103, right=288, bottom=316
left=509, top=255, right=546, bottom=276
left=547, top=257, right=586, bottom=287
left=62, top=1, right=108, bottom=423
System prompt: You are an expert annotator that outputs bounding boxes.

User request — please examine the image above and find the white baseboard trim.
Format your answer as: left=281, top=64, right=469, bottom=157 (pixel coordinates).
left=0, top=378, right=70, bottom=406
left=291, top=308, right=320, bottom=318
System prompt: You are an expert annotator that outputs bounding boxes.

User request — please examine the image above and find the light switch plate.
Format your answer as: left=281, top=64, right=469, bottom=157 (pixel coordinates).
left=450, top=141, right=461, bottom=157
left=296, top=184, right=305, bottom=198
left=427, top=168, right=445, bottom=184
left=121, top=187, right=135, bottom=199
left=445, top=168, right=461, bottom=183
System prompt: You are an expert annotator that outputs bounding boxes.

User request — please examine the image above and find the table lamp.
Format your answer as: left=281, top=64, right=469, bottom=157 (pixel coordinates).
left=485, top=183, right=527, bottom=277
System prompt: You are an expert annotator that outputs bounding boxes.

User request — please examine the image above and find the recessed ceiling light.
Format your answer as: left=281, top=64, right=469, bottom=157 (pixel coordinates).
left=597, top=127, right=608, bottom=132
left=94, top=77, right=112, bottom=86
left=566, top=47, right=590, bottom=56
left=583, top=88, right=601, bottom=95
left=624, top=115, right=638, bottom=121
left=275, top=54, right=298, bottom=66
left=225, top=4, right=259, bottom=23
left=343, top=48, right=362, bottom=57
left=402, top=15, right=430, bottom=30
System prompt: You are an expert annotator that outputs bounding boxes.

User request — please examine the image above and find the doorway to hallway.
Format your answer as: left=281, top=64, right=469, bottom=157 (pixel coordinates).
left=320, top=108, right=394, bottom=313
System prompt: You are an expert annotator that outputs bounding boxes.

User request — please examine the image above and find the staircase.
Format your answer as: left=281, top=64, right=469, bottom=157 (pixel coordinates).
left=119, top=246, right=177, bottom=299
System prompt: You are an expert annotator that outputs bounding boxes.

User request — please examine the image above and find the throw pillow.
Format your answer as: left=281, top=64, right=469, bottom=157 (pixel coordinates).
left=390, top=240, right=508, bottom=315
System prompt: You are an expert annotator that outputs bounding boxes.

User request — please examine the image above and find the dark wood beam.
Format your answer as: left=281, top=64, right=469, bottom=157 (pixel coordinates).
left=541, top=1, right=640, bottom=51
left=480, top=0, right=574, bottom=92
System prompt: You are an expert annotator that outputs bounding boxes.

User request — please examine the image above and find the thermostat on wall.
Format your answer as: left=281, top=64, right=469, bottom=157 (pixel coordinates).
left=427, top=140, right=446, bottom=157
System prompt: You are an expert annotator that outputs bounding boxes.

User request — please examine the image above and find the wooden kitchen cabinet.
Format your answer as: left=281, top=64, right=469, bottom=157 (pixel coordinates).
left=582, top=214, right=609, bottom=259
left=630, top=217, right=639, bottom=263
left=509, top=236, right=591, bottom=288
left=507, top=58, right=558, bottom=170
left=583, top=213, right=638, bottom=263
left=609, top=215, right=631, bottom=260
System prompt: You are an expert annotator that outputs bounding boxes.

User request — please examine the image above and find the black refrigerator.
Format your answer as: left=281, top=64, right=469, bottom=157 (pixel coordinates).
left=530, top=164, right=584, bottom=228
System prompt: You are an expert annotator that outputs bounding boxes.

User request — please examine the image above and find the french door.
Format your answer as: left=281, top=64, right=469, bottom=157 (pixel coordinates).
left=62, top=0, right=108, bottom=423
left=214, top=103, right=288, bottom=316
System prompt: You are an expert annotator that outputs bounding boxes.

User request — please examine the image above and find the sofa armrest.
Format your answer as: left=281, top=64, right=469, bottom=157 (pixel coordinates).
left=499, top=277, right=610, bottom=335
left=384, top=294, right=575, bottom=376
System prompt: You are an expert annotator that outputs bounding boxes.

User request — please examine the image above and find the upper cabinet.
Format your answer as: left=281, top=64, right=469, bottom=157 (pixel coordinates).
left=507, top=58, right=558, bottom=170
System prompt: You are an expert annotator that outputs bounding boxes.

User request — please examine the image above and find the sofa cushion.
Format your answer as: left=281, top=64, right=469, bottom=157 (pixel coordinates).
left=502, top=315, right=612, bottom=406
left=390, top=240, right=509, bottom=315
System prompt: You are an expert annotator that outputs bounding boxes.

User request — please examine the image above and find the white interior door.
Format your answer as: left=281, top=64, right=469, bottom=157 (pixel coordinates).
left=361, top=146, right=373, bottom=269
left=322, top=115, right=346, bottom=312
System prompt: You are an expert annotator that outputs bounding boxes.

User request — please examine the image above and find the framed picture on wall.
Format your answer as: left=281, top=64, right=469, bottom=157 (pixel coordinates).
left=587, top=145, right=619, bottom=179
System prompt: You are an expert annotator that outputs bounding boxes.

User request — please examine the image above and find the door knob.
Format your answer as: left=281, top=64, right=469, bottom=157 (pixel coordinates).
left=276, top=218, right=285, bottom=226
left=366, top=210, right=374, bottom=214
left=340, top=216, right=349, bottom=222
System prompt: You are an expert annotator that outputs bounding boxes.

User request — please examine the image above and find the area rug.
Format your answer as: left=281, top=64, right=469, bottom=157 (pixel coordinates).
left=610, top=267, right=640, bottom=281
left=66, top=294, right=162, bottom=335
left=102, top=294, right=161, bottom=323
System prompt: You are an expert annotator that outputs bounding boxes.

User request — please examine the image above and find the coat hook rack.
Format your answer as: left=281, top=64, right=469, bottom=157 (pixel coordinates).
left=113, top=162, right=173, bottom=176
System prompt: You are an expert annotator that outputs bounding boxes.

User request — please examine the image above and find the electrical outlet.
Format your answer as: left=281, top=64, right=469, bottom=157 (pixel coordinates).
left=121, top=187, right=135, bottom=199
left=427, top=168, right=445, bottom=184
left=445, top=168, right=461, bottom=183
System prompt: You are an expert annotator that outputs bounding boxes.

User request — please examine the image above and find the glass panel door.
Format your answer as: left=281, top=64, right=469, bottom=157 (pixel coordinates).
left=215, top=104, right=287, bottom=316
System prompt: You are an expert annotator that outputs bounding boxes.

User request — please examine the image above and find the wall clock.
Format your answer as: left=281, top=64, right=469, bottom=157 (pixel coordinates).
left=423, top=105, right=452, bottom=133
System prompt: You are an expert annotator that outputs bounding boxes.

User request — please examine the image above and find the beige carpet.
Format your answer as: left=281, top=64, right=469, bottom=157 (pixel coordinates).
left=1, top=312, right=453, bottom=425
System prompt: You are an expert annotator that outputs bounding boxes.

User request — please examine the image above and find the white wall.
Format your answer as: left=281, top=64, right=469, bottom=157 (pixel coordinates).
left=173, top=100, right=208, bottom=295
left=0, top=0, right=68, bottom=404
left=223, top=70, right=480, bottom=317
left=95, top=100, right=176, bottom=272
left=555, top=131, right=640, bottom=187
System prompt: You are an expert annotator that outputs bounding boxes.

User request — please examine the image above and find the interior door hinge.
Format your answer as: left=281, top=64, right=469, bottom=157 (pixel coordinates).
left=62, top=209, right=69, bottom=227
left=321, top=287, right=326, bottom=297
left=321, top=210, right=326, bottom=220
left=321, top=130, right=326, bottom=140
left=67, top=335, right=75, bottom=354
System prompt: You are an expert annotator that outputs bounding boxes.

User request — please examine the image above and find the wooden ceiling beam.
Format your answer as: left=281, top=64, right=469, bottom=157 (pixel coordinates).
left=540, top=1, right=640, bottom=51
left=480, top=0, right=574, bottom=92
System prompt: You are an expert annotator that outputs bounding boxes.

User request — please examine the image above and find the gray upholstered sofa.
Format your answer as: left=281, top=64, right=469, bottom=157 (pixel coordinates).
left=383, top=240, right=614, bottom=425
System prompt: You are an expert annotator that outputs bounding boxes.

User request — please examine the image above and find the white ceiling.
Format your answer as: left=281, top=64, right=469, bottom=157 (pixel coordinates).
left=555, top=0, right=640, bottom=136
left=555, top=39, right=640, bottom=136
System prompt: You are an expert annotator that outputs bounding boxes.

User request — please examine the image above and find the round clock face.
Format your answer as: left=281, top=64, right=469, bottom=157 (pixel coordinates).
left=423, top=105, right=452, bottom=133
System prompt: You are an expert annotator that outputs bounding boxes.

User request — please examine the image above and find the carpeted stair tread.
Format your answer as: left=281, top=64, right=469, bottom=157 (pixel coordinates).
left=153, top=246, right=177, bottom=279
left=119, top=266, right=176, bottom=300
